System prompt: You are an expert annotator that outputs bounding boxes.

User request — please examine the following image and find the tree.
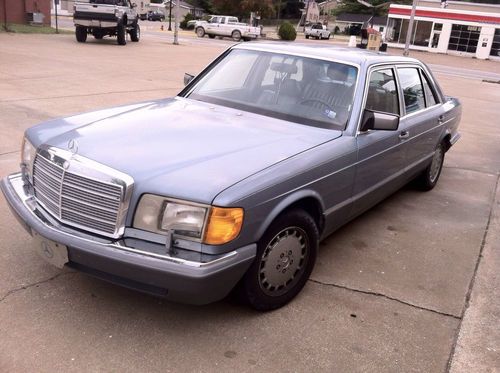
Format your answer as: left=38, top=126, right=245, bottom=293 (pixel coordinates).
left=333, top=0, right=412, bottom=17
left=211, top=0, right=274, bottom=18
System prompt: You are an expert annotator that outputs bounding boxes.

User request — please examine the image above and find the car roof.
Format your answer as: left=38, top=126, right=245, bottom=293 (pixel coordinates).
left=233, top=42, right=420, bottom=68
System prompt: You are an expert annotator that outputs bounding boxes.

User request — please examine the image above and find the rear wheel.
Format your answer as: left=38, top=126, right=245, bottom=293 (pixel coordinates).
left=196, top=27, right=205, bottom=37
left=117, top=21, right=126, bottom=45
left=232, top=30, right=242, bottom=42
left=416, top=142, right=445, bottom=191
left=75, top=26, right=87, bottom=42
left=130, top=22, right=140, bottom=42
left=238, top=209, right=319, bottom=311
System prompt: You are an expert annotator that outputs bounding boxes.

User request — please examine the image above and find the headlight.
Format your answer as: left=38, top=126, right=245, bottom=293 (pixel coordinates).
left=133, top=194, right=244, bottom=246
left=21, top=137, right=36, bottom=183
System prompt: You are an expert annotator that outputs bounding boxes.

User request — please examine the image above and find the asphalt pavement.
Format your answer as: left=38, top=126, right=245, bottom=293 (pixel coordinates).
left=0, top=31, right=499, bottom=372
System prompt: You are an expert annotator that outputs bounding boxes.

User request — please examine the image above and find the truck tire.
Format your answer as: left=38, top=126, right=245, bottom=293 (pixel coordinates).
left=130, top=22, right=140, bottom=42
left=75, top=26, right=87, bottom=43
left=117, top=21, right=127, bottom=45
left=196, top=27, right=205, bottom=37
left=305, top=35, right=309, bottom=39
left=231, top=30, right=242, bottom=42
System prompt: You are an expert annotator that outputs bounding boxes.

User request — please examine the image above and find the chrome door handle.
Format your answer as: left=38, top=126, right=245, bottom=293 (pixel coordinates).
left=399, top=131, right=410, bottom=140
left=438, top=115, right=445, bottom=125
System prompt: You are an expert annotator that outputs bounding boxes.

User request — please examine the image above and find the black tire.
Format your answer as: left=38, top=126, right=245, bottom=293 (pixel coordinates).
left=239, top=209, right=319, bottom=311
left=117, top=21, right=126, bottom=45
left=130, top=22, right=140, bottom=42
left=305, top=35, right=309, bottom=39
left=232, top=30, right=242, bottom=42
left=92, top=29, right=104, bottom=39
left=75, top=26, right=87, bottom=43
left=208, top=34, right=215, bottom=39
left=416, top=142, right=445, bottom=191
left=327, top=34, right=331, bottom=40
left=196, top=27, right=205, bottom=37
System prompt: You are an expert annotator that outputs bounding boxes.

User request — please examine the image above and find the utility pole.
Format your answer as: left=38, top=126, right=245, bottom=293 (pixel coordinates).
left=168, top=0, right=172, bottom=31
left=403, top=0, right=418, bottom=56
left=54, top=0, right=59, bottom=33
left=173, top=0, right=179, bottom=45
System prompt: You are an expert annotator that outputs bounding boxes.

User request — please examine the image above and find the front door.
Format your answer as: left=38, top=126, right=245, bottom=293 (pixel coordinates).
left=351, top=66, right=407, bottom=218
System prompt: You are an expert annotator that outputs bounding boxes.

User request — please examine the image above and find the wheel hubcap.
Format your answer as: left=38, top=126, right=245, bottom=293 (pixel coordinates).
left=259, top=227, right=308, bottom=297
left=429, top=147, right=443, bottom=183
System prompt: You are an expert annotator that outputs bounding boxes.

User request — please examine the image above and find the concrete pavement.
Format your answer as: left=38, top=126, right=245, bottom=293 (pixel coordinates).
left=0, top=32, right=499, bottom=372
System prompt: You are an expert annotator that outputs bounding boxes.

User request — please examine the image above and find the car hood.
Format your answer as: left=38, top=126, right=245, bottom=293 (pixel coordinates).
left=29, top=98, right=342, bottom=204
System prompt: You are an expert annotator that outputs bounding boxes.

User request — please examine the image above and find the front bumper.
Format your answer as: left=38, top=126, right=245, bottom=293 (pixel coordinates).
left=1, top=174, right=256, bottom=305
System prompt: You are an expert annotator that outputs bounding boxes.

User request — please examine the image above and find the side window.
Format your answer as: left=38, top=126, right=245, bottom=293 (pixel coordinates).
left=420, top=70, right=439, bottom=107
left=365, top=68, right=399, bottom=115
left=398, top=67, right=426, bottom=114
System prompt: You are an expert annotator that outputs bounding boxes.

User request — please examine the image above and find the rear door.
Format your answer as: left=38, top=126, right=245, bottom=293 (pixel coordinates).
left=351, top=65, right=407, bottom=217
left=395, top=65, right=446, bottom=169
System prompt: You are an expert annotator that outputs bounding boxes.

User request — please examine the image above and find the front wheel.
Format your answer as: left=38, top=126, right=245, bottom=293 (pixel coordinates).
left=196, top=27, right=205, bottom=37
left=130, top=22, right=140, bottom=42
left=75, top=26, right=87, bottom=42
left=416, top=142, right=445, bottom=190
left=305, top=35, right=310, bottom=39
left=117, top=21, right=126, bottom=45
left=232, top=30, right=242, bottom=42
left=238, top=209, right=319, bottom=311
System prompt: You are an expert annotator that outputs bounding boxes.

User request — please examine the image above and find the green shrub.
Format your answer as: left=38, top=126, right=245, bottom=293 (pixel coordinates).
left=278, top=21, right=297, bottom=41
left=180, top=13, right=195, bottom=30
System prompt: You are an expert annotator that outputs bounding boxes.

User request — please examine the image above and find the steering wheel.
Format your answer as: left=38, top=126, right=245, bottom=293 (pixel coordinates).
left=299, top=98, right=334, bottom=111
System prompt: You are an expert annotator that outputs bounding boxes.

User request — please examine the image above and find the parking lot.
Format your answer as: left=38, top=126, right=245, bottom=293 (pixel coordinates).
left=0, top=32, right=499, bottom=372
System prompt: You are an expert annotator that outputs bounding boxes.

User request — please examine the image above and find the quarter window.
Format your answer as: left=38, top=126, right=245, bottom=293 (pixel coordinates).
left=398, top=68, right=425, bottom=114
left=420, top=71, right=438, bottom=107
left=366, top=68, right=399, bottom=115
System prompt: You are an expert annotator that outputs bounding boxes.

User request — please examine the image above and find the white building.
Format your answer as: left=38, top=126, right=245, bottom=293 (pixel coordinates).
left=386, top=0, right=500, bottom=60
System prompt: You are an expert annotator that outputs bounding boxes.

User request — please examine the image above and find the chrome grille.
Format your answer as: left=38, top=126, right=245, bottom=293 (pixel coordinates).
left=32, top=152, right=129, bottom=237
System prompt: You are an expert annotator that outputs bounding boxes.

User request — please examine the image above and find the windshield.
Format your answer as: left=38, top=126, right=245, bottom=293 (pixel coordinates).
left=185, top=49, right=358, bottom=130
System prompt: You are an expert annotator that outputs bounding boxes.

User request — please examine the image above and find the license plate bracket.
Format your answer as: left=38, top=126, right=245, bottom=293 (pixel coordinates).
left=33, top=232, right=68, bottom=269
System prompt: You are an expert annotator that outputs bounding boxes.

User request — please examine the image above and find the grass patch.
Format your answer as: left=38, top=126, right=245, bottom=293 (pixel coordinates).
left=1, top=23, right=73, bottom=34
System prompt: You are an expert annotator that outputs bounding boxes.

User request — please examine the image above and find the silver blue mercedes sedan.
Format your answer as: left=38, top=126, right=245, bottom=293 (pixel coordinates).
left=1, top=43, right=461, bottom=310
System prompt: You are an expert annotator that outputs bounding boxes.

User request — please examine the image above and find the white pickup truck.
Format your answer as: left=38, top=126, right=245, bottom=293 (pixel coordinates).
left=304, top=23, right=331, bottom=40
left=194, top=15, right=261, bottom=42
left=73, top=0, right=140, bottom=45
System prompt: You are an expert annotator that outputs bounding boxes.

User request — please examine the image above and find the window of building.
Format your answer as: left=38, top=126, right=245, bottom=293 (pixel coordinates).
left=398, top=68, right=426, bottom=114
left=490, top=28, right=500, bottom=57
left=448, top=24, right=481, bottom=53
left=366, top=68, right=400, bottom=115
left=386, top=18, right=433, bottom=47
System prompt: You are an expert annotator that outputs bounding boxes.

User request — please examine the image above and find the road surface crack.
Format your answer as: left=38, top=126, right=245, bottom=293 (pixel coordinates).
left=308, top=278, right=461, bottom=319
left=0, top=271, right=75, bottom=304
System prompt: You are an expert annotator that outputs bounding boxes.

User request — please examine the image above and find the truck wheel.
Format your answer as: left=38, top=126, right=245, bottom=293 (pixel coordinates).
left=238, top=209, right=319, bottom=311
left=117, top=21, right=126, bottom=45
left=327, top=34, right=331, bottom=40
left=232, top=30, right=242, bottom=42
left=305, top=35, right=309, bottom=39
left=196, top=27, right=205, bottom=37
left=75, top=26, right=87, bottom=43
left=130, top=22, right=140, bottom=42
left=208, top=34, right=215, bottom=39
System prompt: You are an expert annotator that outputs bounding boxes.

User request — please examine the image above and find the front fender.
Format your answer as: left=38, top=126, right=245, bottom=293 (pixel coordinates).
left=254, top=189, right=325, bottom=242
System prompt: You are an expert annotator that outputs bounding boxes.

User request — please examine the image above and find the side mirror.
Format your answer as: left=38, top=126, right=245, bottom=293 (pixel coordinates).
left=184, top=73, right=195, bottom=86
left=360, top=109, right=399, bottom=132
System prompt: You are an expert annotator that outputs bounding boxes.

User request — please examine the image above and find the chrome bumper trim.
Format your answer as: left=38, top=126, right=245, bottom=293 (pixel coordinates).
left=7, top=173, right=237, bottom=268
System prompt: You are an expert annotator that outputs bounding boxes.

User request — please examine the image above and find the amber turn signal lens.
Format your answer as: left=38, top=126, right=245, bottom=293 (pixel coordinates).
left=203, top=207, right=244, bottom=245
